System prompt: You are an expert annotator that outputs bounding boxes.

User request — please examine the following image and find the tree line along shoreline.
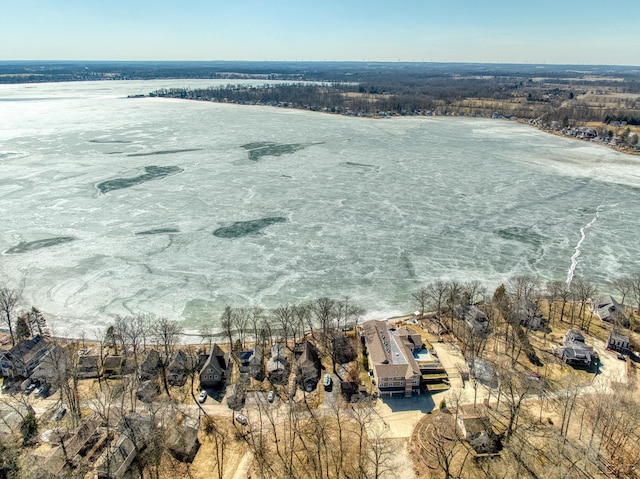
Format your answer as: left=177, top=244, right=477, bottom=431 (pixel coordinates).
left=3, top=271, right=640, bottom=351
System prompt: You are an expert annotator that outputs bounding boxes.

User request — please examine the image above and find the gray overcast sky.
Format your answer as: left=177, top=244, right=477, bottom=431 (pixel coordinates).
left=2, top=0, right=639, bottom=65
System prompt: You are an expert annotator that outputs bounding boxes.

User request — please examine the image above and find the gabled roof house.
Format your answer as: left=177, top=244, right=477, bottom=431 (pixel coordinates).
left=199, top=344, right=229, bottom=389
left=267, top=343, right=289, bottom=384
left=0, top=335, right=48, bottom=378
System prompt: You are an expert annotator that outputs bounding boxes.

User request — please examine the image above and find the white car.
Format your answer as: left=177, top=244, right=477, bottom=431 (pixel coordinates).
left=235, top=414, right=248, bottom=426
left=198, top=390, right=207, bottom=403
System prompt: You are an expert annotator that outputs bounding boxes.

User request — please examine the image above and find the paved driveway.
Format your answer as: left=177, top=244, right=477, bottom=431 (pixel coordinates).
left=432, top=341, right=468, bottom=388
left=321, top=374, right=339, bottom=409
left=374, top=394, right=435, bottom=438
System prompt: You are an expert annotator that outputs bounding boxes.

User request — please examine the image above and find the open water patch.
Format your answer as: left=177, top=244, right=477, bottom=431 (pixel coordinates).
left=213, top=217, right=287, bottom=238
left=135, top=228, right=180, bottom=236
left=4, top=236, right=76, bottom=254
left=126, top=148, right=202, bottom=157
left=96, top=165, right=184, bottom=193
left=241, top=142, right=307, bottom=161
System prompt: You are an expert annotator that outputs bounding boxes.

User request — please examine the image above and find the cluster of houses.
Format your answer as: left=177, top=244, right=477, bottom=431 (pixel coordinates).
left=1, top=289, right=635, bottom=477
left=590, top=294, right=631, bottom=355
left=0, top=330, right=329, bottom=411
left=462, top=301, right=543, bottom=335
left=33, top=411, right=201, bottom=478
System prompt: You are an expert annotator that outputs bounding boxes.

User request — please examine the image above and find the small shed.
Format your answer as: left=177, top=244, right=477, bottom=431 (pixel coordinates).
left=457, top=415, right=502, bottom=455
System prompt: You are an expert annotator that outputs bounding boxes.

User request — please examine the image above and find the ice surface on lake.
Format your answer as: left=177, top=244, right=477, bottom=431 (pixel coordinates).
left=1, top=80, right=639, bottom=334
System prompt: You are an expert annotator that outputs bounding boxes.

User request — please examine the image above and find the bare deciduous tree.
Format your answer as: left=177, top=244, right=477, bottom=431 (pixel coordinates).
left=571, top=278, right=597, bottom=330
left=420, top=412, right=465, bottom=479
left=232, top=307, right=250, bottom=350
left=0, top=287, right=19, bottom=346
left=498, top=364, right=537, bottom=443
left=311, top=297, right=336, bottom=337
left=220, top=306, right=235, bottom=352
left=412, top=287, right=429, bottom=317
left=611, top=277, right=633, bottom=305
left=426, top=281, right=449, bottom=320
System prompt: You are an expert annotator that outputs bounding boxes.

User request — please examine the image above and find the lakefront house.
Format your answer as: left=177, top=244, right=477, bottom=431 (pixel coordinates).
left=361, top=320, right=421, bottom=397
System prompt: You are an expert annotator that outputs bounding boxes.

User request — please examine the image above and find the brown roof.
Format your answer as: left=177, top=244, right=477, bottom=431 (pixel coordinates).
left=362, top=320, right=420, bottom=381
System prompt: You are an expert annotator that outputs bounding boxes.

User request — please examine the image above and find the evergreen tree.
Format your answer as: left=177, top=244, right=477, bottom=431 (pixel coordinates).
left=15, top=314, right=31, bottom=342
left=0, top=436, right=20, bottom=479
left=28, top=307, right=49, bottom=338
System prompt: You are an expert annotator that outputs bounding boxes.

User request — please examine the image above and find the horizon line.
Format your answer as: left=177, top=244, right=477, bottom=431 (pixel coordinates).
left=1, top=59, right=639, bottom=68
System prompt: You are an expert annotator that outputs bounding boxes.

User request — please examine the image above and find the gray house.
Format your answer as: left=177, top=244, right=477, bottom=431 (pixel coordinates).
left=464, top=306, right=489, bottom=334
left=267, top=343, right=289, bottom=385
left=457, top=415, right=502, bottom=455
left=139, top=349, right=161, bottom=381
left=607, top=330, right=630, bottom=353
left=167, top=350, right=191, bottom=387
left=77, top=355, right=100, bottom=379
left=0, top=335, right=48, bottom=378
left=514, top=300, right=543, bottom=330
left=96, top=436, right=137, bottom=479
left=31, top=345, right=70, bottom=384
left=167, top=424, right=201, bottom=463
left=199, top=344, right=229, bottom=389
left=558, top=329, right=594, bottom=366
left=592, top=295, right=625, bottom=323
left=43, top=414, right=102, bottom=477
left=239, top=345, right=263, bottom=380
left=102, top=355, right=125, bottom=378
left=294, top=340, right=321, bottom=391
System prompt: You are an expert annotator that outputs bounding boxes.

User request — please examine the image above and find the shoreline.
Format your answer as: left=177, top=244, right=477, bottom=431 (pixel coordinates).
left=142, top=92, right=640, bottom=158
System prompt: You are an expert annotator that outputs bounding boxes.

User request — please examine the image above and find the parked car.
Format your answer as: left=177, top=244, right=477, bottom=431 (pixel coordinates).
left=54, top=407, right=67, bottom=421
left=24, top=382, right=37, bottom=395
left=323, top=373, right=332, bottom=389
left=234, top=414, right=248, bottom=426
left=267, top=391, right=275, bottom=403
left=198, top=390, right=207, bottom=403
left=35, top=384, right=50, bottom=398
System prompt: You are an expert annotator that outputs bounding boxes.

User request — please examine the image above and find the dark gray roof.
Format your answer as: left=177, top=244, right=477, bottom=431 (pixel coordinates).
left=592, top=295, right=623, bottom=321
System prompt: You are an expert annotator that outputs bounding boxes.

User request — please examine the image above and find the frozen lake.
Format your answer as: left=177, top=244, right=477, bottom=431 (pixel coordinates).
left=1, top=80, right=639, bottom=334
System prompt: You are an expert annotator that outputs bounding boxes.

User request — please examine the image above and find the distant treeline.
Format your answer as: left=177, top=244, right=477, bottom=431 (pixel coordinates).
left=604, top=114, right=640, bottom=125
left=145, top=80, right=640, bottom=127
left=4, top=61, right=640, bottom=126
left=3, top=60, right=640, bottom=85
